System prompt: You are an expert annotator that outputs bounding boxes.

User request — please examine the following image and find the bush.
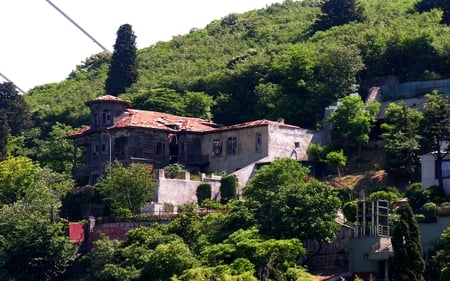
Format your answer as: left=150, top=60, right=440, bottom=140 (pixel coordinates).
left=196, top=183, right=212, bottom=205
left=220, top=175, right=238, bottom=204
left=164, top=163, right=185, bottom=179
left=421, top=202, right=438, bottom=223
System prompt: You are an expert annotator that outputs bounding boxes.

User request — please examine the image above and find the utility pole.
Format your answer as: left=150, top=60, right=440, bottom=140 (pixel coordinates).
left=45, top=0, right=110, bottom=52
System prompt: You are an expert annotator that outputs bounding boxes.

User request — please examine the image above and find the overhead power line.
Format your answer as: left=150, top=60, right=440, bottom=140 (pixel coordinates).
left=45, top=0, right=110, bottom=52
left=0, top=72, right=26, bottom=94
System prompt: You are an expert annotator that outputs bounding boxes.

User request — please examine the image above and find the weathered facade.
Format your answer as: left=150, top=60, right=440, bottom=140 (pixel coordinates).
left=68, top=95, right=325, bottom=186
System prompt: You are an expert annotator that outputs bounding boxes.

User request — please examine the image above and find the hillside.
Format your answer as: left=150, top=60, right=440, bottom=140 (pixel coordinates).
left=23, top=0, right=450, bottom=134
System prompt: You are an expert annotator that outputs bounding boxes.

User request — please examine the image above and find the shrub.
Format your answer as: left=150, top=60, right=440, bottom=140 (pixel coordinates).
left=421, top=202, right=438, bottom=223
left=220, top=175, right=238, bottom=204
left=164, top=163, right=185, bottom=179
left=196, top=183, right=212, bottom=205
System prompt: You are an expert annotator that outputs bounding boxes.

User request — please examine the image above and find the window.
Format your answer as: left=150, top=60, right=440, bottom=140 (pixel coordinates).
left=92, top=141, right=100, bottom=155
left=213, top=139, right=222, bottom=156
left=256, top=133, right=262, bottom=153
left=227, top=137, right=237, bottom=154
left=437, top=160, right=450, bottom=178
left=93, top=110, right=99, bottom=127
left=102, top=110, right=111, bottom=125
left=156, top=141, right=165, bottom=155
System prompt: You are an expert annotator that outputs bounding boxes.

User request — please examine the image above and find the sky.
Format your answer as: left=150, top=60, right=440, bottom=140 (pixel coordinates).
left=0, top=0, right=284, bottom=93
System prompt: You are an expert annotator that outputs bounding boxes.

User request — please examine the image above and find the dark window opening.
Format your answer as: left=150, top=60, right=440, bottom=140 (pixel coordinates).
left=227, top=137, right=237, bottom=154
left=213, top=139, right=222, bottom=156
left=256, top=133, right=262, bottom=153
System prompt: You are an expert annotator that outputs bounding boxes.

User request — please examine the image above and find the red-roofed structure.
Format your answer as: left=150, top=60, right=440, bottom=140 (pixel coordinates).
left=68, top=95, right=325, bottom=185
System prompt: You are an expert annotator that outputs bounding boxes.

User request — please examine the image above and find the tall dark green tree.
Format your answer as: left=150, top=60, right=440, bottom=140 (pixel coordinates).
left=0, top=82, right=31, bottom=136
left=390, top=204, right=425, bottom=281
left=105, top=24, right=138, bottom=96
left=420, top=91, right=450, bottom=190
left=312, top=0, right=365, bottom=33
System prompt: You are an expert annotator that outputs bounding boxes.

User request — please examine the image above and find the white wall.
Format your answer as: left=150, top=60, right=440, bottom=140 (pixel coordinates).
left=421, top=153, right=450, bottom=195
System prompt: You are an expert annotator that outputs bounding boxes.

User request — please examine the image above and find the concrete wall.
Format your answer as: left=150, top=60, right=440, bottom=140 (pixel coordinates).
left=204, top=126, right=269, bottom=174
left=156, top=170, right=221, bottom=206
left=420, top=216, right=450, bottom=261
left=381, top=78, right=450, bottom=99
left=421, top=153, right=450, bottom=195
left=348, top=237, right=385, bottom=274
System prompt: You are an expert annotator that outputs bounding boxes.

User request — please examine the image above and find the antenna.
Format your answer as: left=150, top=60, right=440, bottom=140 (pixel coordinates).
left=45, top=0, right=110, bottom=52
left=0, top=71, right=26, bottom=94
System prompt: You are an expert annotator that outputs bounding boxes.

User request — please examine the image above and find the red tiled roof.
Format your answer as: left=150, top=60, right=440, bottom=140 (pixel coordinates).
left=68, top=96, right=300, bottom=138
left=85, top=95, right=132, bottom=107
left=114, top=109, right=219, bottom=132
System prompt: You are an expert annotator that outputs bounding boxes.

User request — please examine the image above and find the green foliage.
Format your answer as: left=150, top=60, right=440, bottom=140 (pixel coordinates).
left=168, top=203, right=202, bottom=249
left=0, top=82, right=31, bottom=136
left=243, top=158, right=341, bottom=242
left=0, top=201, right=77, bottom=280
left=382, top=102, right=423, bottom=180
left=405, top=183, right=430, bottom=213
left=368, top=189, right=401, bottom=209
left=421, top=202, right=438, bottom=223
left=312, top=0, right=365, bottom=33
left=60, top=187, right=96, bottom=221
left=36, top=122, right=75, bottom=174
left=105, top=24, right=138, bottom=96
left=433, top=226, right=450, bottom=280
left=95, top=161, right=155, bottom=216
left=307, top=143, right=326, bottom=161
left=164, top=163, right=185, bottom=179
left=0, top=156, right=39, bottom=205
left=327, top=94, right=379, bottom=155
left=220, top=175, right=238, bottom=204
left=325, top=149, right=347, bottom=178
left=390, top=204, right=426, bottom=281
left=343, top=200, right=357, bottom=223
left=197, top=183, right=212, bottom=205
left=141, top=240, right=198, bottom=280
left=200, top=227, right=307, bottom=280
left=420, top=91, right=450, bottom=190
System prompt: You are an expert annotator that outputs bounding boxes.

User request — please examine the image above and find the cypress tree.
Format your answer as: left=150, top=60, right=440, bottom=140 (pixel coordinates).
left=104, top=24, right=138, bottom=96
left=390, top=204, right=425, bottom=281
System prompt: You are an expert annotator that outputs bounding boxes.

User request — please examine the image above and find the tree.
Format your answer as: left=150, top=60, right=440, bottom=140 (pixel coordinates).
left=390, top=204, right=426, bottom=281
left=0, top=82, right=31, bottom=136
left=105, top=24, right=138, bottom=96
left=243, top=158, right=341, bottom=243
left=0, top=156, right=39, bottom=205
left=327, top=94, right=379, bottom=156
left=381, top=102, right=423, bottom=180
left=312, top=0, right=365, bottom=33
left=95, top=161, right=155, bottom=216
left=0, top=202, right=77, bottom=281
left=419, top=91, right=450, bottom=191
left=36, top=122, right=75, bottom=174
left=325, top=149, right=347, bottom=178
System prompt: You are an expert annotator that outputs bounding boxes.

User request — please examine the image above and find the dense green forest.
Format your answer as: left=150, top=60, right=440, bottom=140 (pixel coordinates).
left=4, top=0, right=450, bottom=280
